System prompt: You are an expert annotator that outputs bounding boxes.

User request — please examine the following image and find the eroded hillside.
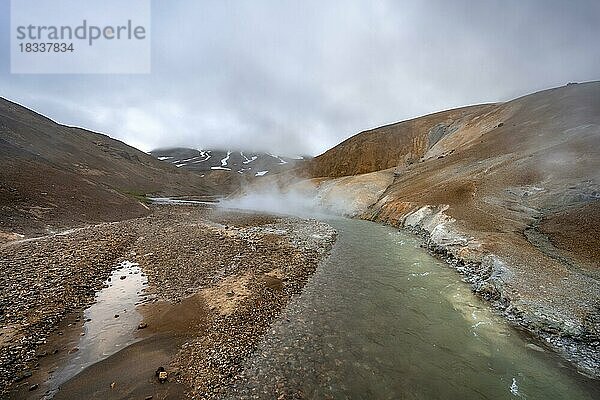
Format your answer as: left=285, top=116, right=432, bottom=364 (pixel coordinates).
left=365, top=83, right=599, bottom=273
left=294, top=82, right=600, bottom=376
left=0, top=98, right=216, bottom=239
left=302, top=83, right=599, bottom=275
left=305, top=104, right=495, bottom=178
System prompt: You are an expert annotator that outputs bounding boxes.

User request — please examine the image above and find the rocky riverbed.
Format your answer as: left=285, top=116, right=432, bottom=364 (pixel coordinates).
left=0, top=205, right=336, bottom=399
left=0, top=223, right=138, bottom=393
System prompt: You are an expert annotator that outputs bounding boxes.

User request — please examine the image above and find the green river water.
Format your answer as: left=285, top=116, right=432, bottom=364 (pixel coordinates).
left=232, top=217, right=599, bottom=399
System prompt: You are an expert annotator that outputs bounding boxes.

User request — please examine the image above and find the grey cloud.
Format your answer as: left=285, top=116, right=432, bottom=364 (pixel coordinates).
left=1, top=0, right=599, bottom=155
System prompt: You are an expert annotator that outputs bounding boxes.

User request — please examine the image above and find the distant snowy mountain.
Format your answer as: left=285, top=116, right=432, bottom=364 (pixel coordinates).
left=149, top=148, right=307, bottom=177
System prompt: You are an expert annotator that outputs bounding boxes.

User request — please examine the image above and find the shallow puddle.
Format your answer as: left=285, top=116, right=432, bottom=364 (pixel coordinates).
left=47, top=261, right=147, bottom=391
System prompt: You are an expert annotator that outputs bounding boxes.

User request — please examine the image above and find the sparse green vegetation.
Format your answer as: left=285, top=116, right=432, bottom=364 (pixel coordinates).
left=117, top=189, right=151, bottom=204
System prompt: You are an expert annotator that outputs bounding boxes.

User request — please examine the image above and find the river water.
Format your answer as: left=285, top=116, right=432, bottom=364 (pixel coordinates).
left=44, top=261, right=147, bottom=396
left=233, top=217, right=599, bottom=399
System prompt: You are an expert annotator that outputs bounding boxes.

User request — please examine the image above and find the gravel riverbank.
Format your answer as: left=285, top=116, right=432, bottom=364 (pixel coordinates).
left=0, top=223, right=138, bottom=393
left=0, top=205, right=336, bottom=399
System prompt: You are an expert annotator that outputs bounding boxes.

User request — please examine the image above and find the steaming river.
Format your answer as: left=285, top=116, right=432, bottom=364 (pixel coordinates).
left=231, top=217, right=599, bottom=399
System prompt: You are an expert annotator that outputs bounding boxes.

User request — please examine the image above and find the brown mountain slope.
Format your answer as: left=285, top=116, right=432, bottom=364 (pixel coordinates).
left=0, top=98, right=215, bottom=239
left=366, top=82, right=600, bottom=270
left=304, top=82, right=599, bottom=274
left=306, top=104, right=496, bottom=178
left=297, top=81, right=600, bottom=376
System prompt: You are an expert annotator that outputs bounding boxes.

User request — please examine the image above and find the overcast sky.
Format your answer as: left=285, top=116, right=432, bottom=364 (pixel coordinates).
left=1, top=0, right=599, bottom=156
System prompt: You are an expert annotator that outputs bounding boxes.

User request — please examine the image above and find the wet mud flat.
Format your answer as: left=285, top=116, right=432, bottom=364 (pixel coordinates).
left=1, top=205, right=336, bottom=399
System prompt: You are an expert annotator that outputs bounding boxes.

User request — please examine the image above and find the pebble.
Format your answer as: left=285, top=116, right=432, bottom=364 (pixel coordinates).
left=14, top=371, right=32, bottom=382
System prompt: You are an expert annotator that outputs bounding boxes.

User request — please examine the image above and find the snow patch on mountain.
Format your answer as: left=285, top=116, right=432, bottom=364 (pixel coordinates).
left=267, top=153, right=288, bottom=165
left=150, top=148, right=306, bottom=177
left=221, top=151, right=232, bottom=167
left=241, top=151, right=258, bottom=164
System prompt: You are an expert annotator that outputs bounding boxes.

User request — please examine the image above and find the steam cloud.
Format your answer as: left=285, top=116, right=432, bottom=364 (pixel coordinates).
left=218, top=182, right=345, bottom=219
